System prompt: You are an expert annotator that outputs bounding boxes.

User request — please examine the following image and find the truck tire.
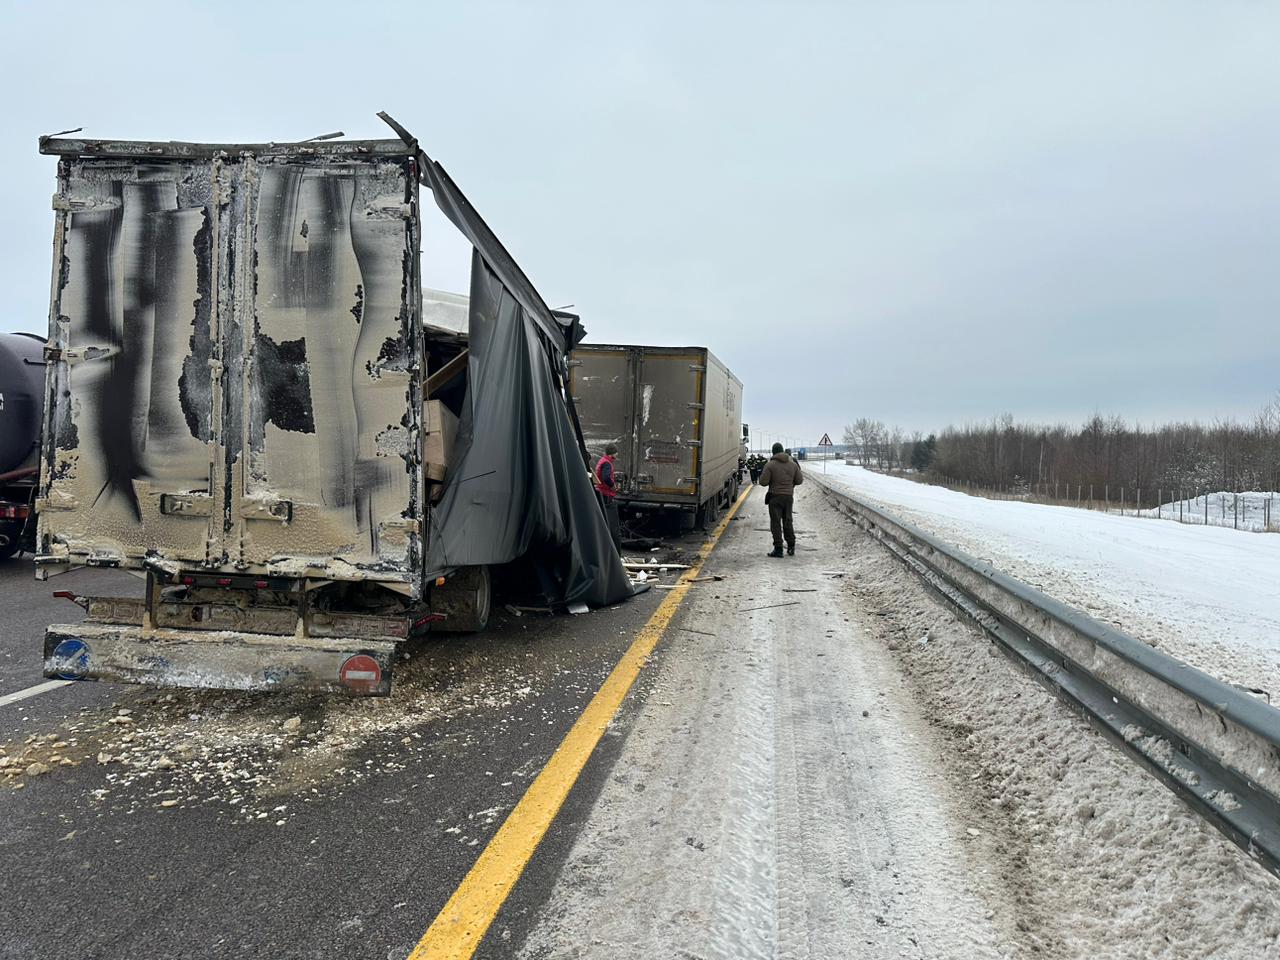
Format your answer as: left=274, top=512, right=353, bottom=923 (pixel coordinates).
left=0, top=522, right=20, bottom=561
left=699, top=496, right=719, bottom=529
left=432, top=565, right=492, bottom=633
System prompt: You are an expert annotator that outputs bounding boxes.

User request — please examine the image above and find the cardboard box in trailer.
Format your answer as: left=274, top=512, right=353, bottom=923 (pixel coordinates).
left=34, top=118, right=631, bottom=696
left=569, top=344, right=744, bottom=526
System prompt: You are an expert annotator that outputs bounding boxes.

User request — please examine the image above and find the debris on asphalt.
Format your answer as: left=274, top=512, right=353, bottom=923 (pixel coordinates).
left=0, top=643, right=557, bottom=827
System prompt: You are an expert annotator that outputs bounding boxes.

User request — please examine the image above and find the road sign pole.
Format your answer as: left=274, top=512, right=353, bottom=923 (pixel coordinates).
left=817, top=432, right=833, bottom=473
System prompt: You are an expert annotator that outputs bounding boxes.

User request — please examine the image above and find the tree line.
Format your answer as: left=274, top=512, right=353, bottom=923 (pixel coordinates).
left=843, top=396, right=1280, bottom=507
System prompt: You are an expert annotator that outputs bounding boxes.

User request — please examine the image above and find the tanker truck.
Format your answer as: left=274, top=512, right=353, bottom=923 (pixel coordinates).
left=35, top=118, right=631, bottom=696
left=0, top=332, right=45, bottom=560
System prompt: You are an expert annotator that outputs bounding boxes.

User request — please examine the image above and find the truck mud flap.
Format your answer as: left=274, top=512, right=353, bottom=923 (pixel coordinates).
left=44, top=623, right=396, bottom=696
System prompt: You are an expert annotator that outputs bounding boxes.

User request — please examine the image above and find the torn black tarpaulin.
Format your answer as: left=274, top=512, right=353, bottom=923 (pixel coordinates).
left=424, top=252, right=633, bottom=607
left=378, top=111, right=581, bottom=357
left=379, top=112, right=631, bottom=606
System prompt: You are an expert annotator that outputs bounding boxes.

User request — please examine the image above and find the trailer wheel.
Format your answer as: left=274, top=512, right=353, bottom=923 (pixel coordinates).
left=432, top=565, right=492, bottom=633
left=0, top=523, right=20, bottom=561
left=699, top=496, right=719, bottom=529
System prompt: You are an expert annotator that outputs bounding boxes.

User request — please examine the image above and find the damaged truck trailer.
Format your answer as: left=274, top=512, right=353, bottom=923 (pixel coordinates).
left=36, top=120, right=631, bottom=696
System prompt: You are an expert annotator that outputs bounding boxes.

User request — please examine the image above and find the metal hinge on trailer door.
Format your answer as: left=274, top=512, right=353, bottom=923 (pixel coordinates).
left=43, top=344, right=117, bottom=365
left=240, top=499, right=293, bottom=523
left=688, top=364, right=706, bottom=372
left=159, top=494, right=214, bottom=517
left=381, top=518, right=421, bottom=535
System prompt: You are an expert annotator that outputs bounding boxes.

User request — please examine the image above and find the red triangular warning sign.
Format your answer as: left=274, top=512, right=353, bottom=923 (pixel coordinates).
left=818, top=433, right=833, bottom=446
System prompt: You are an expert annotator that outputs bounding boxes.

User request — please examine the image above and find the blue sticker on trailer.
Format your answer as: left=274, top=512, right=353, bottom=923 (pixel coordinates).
left=50, top=638, right=91, bottom=680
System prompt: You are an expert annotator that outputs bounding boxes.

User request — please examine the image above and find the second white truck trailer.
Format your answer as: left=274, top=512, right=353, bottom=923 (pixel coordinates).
left=568, top=344, right=744, bottom=528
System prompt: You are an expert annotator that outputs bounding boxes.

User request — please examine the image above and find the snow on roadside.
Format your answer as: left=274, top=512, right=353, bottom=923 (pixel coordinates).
left=1140, top=490, right=1279, bottom=534
left=817, top=465, right=1280, bottom=696
left=836, top=522, right=1280, bottom=958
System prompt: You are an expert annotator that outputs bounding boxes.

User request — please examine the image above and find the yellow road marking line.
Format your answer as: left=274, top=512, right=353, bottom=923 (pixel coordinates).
left=408, top=484, right=752, bottom=960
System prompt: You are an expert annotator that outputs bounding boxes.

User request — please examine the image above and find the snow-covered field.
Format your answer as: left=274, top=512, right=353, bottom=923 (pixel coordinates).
left=817, top=464, right=1280, bottom=695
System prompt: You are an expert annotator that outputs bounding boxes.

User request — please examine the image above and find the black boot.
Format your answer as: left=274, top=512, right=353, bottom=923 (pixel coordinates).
left=767, top=547, right=784, bottom=558
left=786, top=545, right=795, bottom=556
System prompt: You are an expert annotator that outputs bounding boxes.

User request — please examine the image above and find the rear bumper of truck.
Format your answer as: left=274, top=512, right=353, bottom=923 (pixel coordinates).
left=617, top=495, right=699, bottom=511
left=44, top=623, right=397, bottom=696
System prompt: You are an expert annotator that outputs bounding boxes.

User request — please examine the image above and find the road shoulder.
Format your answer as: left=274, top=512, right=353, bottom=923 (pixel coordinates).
left=514, top=483, right=1012, bottom=959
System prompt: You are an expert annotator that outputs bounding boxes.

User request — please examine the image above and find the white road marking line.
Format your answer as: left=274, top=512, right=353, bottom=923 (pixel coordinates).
left=0, top=679, right=73, bottom=707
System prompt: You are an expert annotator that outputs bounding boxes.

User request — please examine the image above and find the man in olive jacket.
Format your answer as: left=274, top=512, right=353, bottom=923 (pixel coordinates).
left=759, top=442, right=802, bottom=557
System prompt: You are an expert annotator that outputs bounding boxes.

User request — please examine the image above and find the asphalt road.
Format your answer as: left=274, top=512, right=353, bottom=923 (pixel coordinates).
left=5, top=488, right=1272, bottom=959
left=0, top=562, right=139, bottom=738
left=0, top=530, right=701, bottom=960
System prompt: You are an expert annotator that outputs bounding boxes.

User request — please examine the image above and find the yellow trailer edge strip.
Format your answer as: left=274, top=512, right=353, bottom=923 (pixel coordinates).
left=408, top=484, right=752, bottom=960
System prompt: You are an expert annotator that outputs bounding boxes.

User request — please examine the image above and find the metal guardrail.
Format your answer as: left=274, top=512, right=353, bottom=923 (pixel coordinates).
left=815, top=477, right=1280, bottom=878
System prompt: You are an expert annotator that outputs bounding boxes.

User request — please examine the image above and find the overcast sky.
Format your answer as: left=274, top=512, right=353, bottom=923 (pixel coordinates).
left=3, top=1, right=1277, bottom=444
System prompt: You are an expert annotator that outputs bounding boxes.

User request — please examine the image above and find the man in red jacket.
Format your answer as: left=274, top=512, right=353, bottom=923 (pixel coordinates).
left=594, top=443, right=622, bottom=552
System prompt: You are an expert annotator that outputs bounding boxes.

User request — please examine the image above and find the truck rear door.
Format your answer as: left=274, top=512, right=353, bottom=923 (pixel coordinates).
left=42, top=158, right=219, bottom=565
left=632, top=349, right=702, bottom=502
left=236, top=158, right=418, bottom=576
left=41, top=148, right=420, bottom=582
left=570, top=347, right=635, bottom=486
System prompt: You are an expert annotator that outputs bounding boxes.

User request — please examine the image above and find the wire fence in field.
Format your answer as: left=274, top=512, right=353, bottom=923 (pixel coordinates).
left=852, top=463, right=1279, bottom=534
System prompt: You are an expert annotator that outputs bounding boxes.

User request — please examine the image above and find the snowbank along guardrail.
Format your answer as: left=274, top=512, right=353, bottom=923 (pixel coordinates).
left=815, top=476, right=1280, bottom=879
